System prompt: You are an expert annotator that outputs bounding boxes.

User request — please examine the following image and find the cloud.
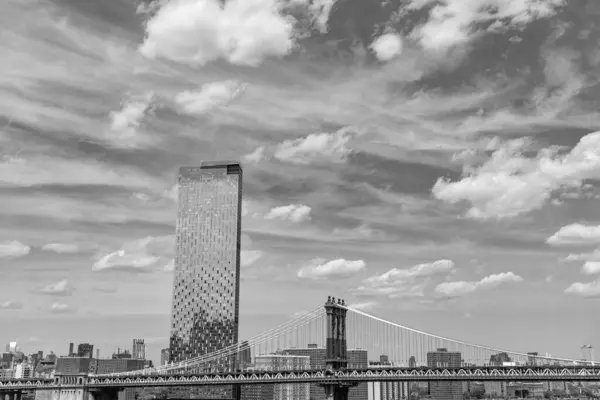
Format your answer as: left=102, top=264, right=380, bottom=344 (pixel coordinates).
left=108, top=92, right=154, bottom=147
left=0, top=240, right=30, bottom=258
left=332, top=224, right=386, bottom=241
left=92, top=236, right=174, bottom=272
left=582, top=262, right=600, bottom=276
left=297, top=258, right=366, bottom=280
left=139, top=0, right=296, bottom=67
left=264, top=204, right=312, bottom=223
left=174, top=80, right=247, bottom=115
left=347, top=301, right=378, bottom=311
left=564, top=249, right=600, bottom=262
left=407, top=0, right=565, bottom=51
left=565, top=280, right=600, bottom=298
left=435, top=272, right=523, bottom=298
left=547, top=224, right=600, bottom=246
left=41, top=243, right=81, bottom=254
left=36, top=280, right=74, bottom=297
left=371, top=33, right=404, bottom=61
left=241, top=250, right=264, bottom=267
left=162, top=259, right=175, bottom=272
left=49, top=302, right=74, bottom=314
left=246, top=127, right=364, bottom=165
left=354, top=260, right=455, bottom=298
left=433, top=132, right=600, bottom=219
left=0, top=301, right=23, bottom=310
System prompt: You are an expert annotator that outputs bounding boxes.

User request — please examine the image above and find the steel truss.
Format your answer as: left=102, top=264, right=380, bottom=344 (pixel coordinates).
left=1, top=367, right=599, bottom=390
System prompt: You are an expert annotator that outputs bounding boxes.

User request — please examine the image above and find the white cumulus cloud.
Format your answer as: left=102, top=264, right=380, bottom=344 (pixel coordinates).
left=547, top=224, right=600, bottom=246
left=140, top=0, right=296, bottom=67
left=354, top=259, right=455, bottom=299
left=297, top=258, right=366, bottom=280
left=582, top=262, right=600, bottom=276
left=565, top=280, right=600, bottom=298
left=174, top=80, right=247, bottom=115
left=0, top=240, right=30, bottom=258
left=435, top=272, right=523, bottom=298
left=265, top=204, right=312, bottom=223
left=371, top=33, right=404, bottom=61
left=433, top=132, right=600, bottom=219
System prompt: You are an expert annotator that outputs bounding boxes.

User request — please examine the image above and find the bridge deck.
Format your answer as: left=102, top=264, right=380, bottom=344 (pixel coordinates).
left=1, top=366, right=599, bottom=390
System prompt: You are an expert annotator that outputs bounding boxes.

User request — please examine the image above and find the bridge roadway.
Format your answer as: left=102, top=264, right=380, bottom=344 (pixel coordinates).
left=1, top=366, right=599, bottom=391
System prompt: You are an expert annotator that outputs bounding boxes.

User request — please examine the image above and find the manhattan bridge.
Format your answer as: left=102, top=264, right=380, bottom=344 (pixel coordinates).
left=0, top=297, right=598, bottom=400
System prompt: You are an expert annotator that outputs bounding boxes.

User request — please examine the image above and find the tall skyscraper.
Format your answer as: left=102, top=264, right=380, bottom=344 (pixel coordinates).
left=170, top=162, right=243, bottom=367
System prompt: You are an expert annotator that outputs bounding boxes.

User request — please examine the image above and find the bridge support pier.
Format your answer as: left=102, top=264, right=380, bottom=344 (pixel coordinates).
left=88, top=388, right=121, bottom=400
left=320, top=297, right=358, bottom=400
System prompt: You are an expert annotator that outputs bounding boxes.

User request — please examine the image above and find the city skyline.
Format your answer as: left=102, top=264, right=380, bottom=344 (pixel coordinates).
left=1, top=0, right=600, bottom=366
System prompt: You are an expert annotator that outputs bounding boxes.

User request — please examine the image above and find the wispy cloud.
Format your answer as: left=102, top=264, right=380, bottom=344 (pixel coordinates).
left=41, top=243, right=82, bottom=254
left=35, top=280, right=74, bottom=297
left=174, top=80, right=247, bottom=115
left=0, top=301, right=23, bottom=310
left=108, top=92, right=155, bottom=148
left=49, top=302, right=75, bottom=314
left=264, top=204, right=312, bottom=223
left=92, top=236, right=174, bottom=273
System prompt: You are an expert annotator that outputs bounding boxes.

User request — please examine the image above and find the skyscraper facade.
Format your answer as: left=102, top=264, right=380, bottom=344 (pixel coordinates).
left=169, top=162, right=243, bottom=367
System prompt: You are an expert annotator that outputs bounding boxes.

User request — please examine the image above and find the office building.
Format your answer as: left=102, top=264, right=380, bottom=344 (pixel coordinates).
left=5, top=342, right=17, bottom=353
left=251, top=355, right=310, bottom=400
left=348, top=349, right=368, bottom=400
left=427, top=348, right=462, bottom=400
left=77, top=343, right=94, bottom=358
left=489, top=352, right=511, bottom=366
left=408, top=355, right=416, bottom=368
left=284, top=345, right=327, bottom=400
left=169, top=162, right=243, bottom=367
left=238, top=341, right=252, bottom=370
left=14, top=364, right=33, bottom=379
left=56, top=357, right=92, bottom=374
left=132, top=339, right=145, bottom=360
left=160, top=348, right=170, bottom=366
left=68, top=343, right=74, bottom=357
left=94, top=359, right=145, bottom=400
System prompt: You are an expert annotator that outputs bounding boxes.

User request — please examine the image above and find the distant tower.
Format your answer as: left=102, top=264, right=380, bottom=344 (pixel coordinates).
left=69, top=343, right=74, bottom=357
left=169, top=162, right=243, bottom=367
left=132, top=339, right=146, bottom=360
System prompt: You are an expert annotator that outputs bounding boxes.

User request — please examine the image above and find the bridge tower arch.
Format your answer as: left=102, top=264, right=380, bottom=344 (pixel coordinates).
left=321, top=296, right=357, bottom=400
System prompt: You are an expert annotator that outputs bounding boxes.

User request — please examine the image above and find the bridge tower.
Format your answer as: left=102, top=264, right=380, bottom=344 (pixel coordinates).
left=321, top=296, right=357, bottom=400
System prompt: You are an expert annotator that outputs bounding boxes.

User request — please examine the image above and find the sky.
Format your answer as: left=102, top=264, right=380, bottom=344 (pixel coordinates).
left=1, top=0, right=600, bottom=365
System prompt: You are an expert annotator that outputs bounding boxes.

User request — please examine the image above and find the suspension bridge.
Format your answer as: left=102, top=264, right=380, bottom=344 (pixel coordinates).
left=0, top=297, right=597, bottom=400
